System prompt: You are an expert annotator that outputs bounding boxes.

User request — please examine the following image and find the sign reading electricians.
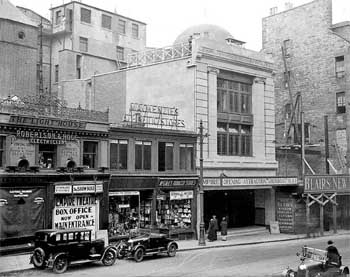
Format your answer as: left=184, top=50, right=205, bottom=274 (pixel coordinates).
left=304, top=175, right=350, bottom=193
left=53, top=195, right=98, bottom=238
left=123, top=103, right=185, bottom=128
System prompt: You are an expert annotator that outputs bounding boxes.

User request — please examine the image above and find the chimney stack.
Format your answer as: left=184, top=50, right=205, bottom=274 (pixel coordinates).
left=270, top=7, right=278, bottom=15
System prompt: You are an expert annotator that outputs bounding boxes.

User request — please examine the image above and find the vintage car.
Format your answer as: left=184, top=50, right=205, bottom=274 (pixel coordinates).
left=282, top=245, right=349, bottom=277
left=30, top=228, right=117, bottom=273
left=116, top=232, right=178, bottom=262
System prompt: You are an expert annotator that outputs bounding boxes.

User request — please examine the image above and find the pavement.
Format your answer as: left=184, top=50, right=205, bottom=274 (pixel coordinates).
left=0, top=228, right=349, bottom=275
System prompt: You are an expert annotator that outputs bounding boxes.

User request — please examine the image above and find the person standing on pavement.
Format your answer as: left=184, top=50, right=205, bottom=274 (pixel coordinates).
left=207, top=218, right=216, bottom=242
left=212, top=215, right=219, bottom=241
left=220, top=217, right=228, bottom=241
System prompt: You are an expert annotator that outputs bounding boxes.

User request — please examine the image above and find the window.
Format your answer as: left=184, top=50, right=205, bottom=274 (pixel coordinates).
left=76, top=55, right=81, bottom=79
left=336, top=92, right=346, bottom=114
left=158, top=142, right=173, bottom=171
left=132, top=23, right=139, bottom=38
left=101, top=14, right=111, bottom=29
left=135, top=141, right=151, bottom=170
left=180, top=144, right=194, bottom=171
left=283, top=39, right=291, bottom=57
left=39, top=145, right=56, bottom=169
left=116, top=46, right=124, bottom=61
left=80, top=8, right=91, bottom=24
left=18, top=31, right=25, bottom=39
left=79, top=37, right=88, bottom=52
left=217, top=122, right=252, bottom=156
left=283, top=71, right=290, bottom=89
left=118, top=19, right=126, bottom=34
left=83, top=141, right=98, bottom=168
left=217, top=78, right=251, bottom=113
left=110, top=139, right=128, bottom=169
left=335, top=56, right=345, bottom=78
left=54, top=65, right=59, bottom=82
left=0, top=136, right=5, bottom=167
left=55, top=10, right=62, bottom=25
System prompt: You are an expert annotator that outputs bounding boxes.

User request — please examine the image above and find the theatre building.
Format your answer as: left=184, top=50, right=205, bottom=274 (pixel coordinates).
left=0, top=95, right=110, bottom=245
left=108, top=106, right=198, bottom=240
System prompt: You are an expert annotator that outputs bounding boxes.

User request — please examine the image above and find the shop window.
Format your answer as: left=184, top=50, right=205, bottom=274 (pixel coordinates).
left=132, top=23, right=139, bottom=38
left=39, top=144, right=56, bottom=169
left=110, top=139, right=128, bottom=170
left=158, top=142, right=173, bottom=171
left=135, top=141, right=151, bottom=170
left=101, top=14, right=111, bottom=29
left=109, top=192, right=140, bottom=236
left=217, top=122, right=252, bottom=156
left=335, top=56, right=345, bottom=78
left=336, top=92, right=346, bottom=114
left=80, top=7, right=91, bottom=24
left=83, top=141, right=98, bottom=168
left=140, top=197, right=152, bottom=228
left=79, top=37, right=88, bottom=52
left=217, top=78, right=251, bottom=113
left=0, top=136, right=5, bottom=167
left=180, top=144, right=194, bottom=171
left=118, top=19, right=126, bottom=34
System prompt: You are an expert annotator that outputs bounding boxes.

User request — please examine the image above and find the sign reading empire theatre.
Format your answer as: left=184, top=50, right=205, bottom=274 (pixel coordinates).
left=304, top=175, right=350, bottom=193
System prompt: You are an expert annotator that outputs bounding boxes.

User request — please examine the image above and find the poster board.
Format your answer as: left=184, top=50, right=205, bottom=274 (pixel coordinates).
left=269, top=221, right=280, bottom=234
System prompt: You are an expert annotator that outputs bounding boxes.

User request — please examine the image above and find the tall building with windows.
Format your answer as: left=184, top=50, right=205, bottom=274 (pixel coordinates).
left=59, top=24, right=298, bottom=234
left=262, top=0, right=350, bottom=176
left=49, top=1, right=147, bottom=98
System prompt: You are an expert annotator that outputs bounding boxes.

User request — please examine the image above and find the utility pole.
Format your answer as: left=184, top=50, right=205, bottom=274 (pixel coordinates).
left=198, top=120, right=206, bottom=246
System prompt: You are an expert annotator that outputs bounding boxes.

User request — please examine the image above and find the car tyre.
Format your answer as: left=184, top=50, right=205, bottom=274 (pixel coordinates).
left=53, top=255, right=68, bottom=274
left=102, top=249, right=117, bottom=266
left=167, top=244, right=177, bottom=257
left=134, top=248, right=144, bottom=262
left=32, top=247, right=46, bottom=269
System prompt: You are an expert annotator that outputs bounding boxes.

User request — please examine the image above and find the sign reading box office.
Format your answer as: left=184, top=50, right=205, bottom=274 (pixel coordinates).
left=304, top=175, right=350, bottom=193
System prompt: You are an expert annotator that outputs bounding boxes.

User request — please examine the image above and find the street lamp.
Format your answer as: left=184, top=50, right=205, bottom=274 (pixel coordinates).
left=198, top=120, right=206, bottom=246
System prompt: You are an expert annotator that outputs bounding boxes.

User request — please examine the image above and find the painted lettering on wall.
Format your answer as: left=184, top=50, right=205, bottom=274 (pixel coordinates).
left=16, top=130, right=77, bottom=145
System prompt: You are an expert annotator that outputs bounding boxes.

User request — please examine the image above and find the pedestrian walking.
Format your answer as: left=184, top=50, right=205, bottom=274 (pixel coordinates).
left=207, top=218, right=216, bottom=242
left=212, top=215, right=219, bottom=241
left=220, top=217, right=228, bottom=241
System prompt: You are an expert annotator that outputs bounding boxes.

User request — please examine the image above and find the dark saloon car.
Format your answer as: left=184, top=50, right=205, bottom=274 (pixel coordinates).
left=30, top=228, right=117, bottom=273
left=116, top=232, right=178, bottom=262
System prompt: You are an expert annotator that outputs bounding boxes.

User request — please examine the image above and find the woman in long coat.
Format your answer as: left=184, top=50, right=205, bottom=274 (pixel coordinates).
left=207, top=218, right=216, bottom=241
left=220, top=217, right=228, bottom=241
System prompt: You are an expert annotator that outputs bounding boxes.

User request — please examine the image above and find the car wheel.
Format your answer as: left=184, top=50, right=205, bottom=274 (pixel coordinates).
left=134, top=248, right=144, bottom=262
left=116, top=248, right=125, bottom=259
left=102, top=249, right=117, bottom=266
left=32, top=247, right=46, bottom=269
left=53, top=256, right=68, bottom=274
left=167, top=244, right=177, bottom=257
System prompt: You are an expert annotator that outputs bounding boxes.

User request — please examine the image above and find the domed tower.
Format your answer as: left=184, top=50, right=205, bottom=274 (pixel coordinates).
left=0, top=0, right=38, bottom=99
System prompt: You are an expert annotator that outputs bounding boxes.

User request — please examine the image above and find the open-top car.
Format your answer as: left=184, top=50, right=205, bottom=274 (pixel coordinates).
left=30, top=228, right=117, bottom=273
left=282, top=245, right=349, bottom=277
left=116, top=232, right=178, bottom=262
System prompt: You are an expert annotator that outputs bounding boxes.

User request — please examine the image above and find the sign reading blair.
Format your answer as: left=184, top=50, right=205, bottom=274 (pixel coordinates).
left=304, top=175, right=350, bottom=193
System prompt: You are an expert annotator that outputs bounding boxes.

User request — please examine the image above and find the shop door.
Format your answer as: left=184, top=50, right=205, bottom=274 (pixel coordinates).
left=0, top=188, right=45, bottom=239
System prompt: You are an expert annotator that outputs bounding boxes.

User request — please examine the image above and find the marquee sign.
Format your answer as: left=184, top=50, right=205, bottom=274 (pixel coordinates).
left=123, top=103, right=185, bottom=128
left=304, top=175, right=350, bottom=193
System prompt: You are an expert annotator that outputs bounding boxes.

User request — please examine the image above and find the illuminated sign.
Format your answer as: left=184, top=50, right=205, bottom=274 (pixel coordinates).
left=123, top=103, right=185, bottom=128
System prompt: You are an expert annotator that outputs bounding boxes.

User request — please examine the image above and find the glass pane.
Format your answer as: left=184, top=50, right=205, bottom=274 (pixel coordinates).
left=110, top=143, right=118, bottom=169
left=217, top=122, right=227, bottom=132
left=165, top=144, right=173, bottom=170
left=241, top=125, right=251, bottom=134
left=135, top=144, right=142, bottom=170
left=180, top=147, right=186, bottom=170
left=119, top=143, right=128, bottom=169
left=144, top=144, right=151, bottom=170
left=228, top=124, right=239, bottom=133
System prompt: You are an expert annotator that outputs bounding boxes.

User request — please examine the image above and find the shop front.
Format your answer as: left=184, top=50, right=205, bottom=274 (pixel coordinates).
left=108, top=176, right=198, bottom=240
left=203, top=176, right=299, bottom=232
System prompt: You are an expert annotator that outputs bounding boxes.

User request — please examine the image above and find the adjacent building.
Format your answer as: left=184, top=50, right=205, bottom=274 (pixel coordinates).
left=262, top=0, right=350, bottom=231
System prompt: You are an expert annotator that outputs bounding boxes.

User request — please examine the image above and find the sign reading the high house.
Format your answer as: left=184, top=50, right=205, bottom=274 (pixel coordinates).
left=123, top=103, right=185, bottom=128
left=9, top=115, right=86, bottom=129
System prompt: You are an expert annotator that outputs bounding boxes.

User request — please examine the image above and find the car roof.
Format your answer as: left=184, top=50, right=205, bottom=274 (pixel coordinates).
left=149, top=233, right=167, bottom=239
left=35, top=229, right=90, bottom=236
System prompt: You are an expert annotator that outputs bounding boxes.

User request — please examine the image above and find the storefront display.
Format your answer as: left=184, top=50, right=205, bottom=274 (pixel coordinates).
left=108, top=191, right=140, bottom=235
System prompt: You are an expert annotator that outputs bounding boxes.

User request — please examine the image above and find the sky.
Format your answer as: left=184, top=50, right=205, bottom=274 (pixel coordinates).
left=9, top=0, right=350, bottom=51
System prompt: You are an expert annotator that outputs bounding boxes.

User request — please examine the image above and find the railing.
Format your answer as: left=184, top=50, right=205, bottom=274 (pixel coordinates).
left=127, top=43, right=192, bottom=68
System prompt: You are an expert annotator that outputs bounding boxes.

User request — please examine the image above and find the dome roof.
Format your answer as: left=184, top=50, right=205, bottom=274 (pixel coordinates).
left=174, top=24, right=232, bottom=45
